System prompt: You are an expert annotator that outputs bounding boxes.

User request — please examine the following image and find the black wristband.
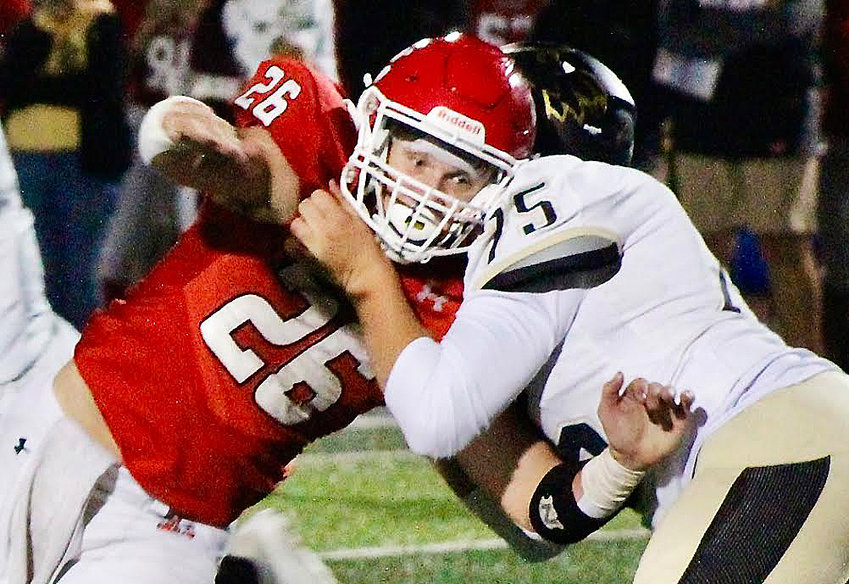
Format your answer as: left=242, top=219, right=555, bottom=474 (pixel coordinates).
left=528, top=462, right=607, bottom=545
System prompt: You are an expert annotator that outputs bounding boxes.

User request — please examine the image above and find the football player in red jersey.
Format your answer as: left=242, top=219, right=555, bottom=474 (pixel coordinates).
left=0, top=34, right=549, bottom=584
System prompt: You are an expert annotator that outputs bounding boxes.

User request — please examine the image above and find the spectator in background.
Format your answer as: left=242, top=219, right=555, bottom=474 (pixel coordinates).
left=654, top=0, right=822, bottom=352
left=818, top=0, right=849, bottom=371
left=0, top=0, right=131, bottom=330
left=109, top=0, right=149, bottom=44
left=221, top=0, right=336, bottom=79
left=530, top=0, right=665, bottom=173
left=183, top=0, right=244, bottom=117
left=191, top=0, right=337, bottom=118
left=98, top=0, right=206, bottom=301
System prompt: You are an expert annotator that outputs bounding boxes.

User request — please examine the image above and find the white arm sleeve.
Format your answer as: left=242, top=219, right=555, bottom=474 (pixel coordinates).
left=384, top=288, right=583, bottom=458
left=137, top=96, right=209, bottom=164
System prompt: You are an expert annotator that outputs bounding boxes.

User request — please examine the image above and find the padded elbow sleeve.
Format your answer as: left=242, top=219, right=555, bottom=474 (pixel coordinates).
left=528, top=462, right=608, bottom=545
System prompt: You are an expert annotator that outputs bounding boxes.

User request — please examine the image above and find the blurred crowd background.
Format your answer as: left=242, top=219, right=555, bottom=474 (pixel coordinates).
left=0, top=0, right=845, bottom=368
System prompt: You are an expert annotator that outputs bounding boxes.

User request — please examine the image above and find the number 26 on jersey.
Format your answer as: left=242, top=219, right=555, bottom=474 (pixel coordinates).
left=234, top=65, right=302, bottom=127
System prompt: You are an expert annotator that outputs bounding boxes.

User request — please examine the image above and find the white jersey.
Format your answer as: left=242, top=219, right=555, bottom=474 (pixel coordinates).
left=0, top=123, right=21, bottom=212
left=384, top=154, right=834, bottom=525
left=0, top=124, right=74, bottom=385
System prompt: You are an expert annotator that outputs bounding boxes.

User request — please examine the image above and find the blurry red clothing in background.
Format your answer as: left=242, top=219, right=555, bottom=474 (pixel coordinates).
left=0, top=0, right=30, bottom=37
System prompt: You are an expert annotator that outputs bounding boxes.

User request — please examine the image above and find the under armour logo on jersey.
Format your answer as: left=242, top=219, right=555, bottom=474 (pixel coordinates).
left=13, top=438, right=26, bottom=454
left=416, top=283, right=448, bottom=312
left=539, top=495, right=564, bottom=531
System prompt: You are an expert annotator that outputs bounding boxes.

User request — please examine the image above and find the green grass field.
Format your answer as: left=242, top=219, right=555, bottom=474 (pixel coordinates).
left=251, top=413, right=649, bottom=583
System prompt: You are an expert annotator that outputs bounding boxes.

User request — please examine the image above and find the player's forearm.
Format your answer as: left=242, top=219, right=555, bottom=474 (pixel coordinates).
left=141, top=98, right=241, bottom=191
left=151, top=144, right=276, bottom=221
left=445, top=425, right=638, bottom=546
left=436, top=403, right=563, bottom=530
left=139, top=97, right=294, bottom=223
left=503, top=441, right=568, bottom=530
left=436, top=454, right=564, bottom=562
left=349, top=270, right=511, bottom=459
left=525, top=448, right=644, bottom=545
left=379, top=291, right=571, bottom=458
left=348, top=267, right=432, bottom=389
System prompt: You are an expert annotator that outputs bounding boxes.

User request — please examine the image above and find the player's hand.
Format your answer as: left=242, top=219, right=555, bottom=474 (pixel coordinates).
left=597, top=373, right=694, bottom=472
left=153, top=101, right=288, bottom=221
left=160, top=99, right=248, bottom=166
left=290, top=181, right=396, bottom=298
left=152, top=99, right=252, bottom=191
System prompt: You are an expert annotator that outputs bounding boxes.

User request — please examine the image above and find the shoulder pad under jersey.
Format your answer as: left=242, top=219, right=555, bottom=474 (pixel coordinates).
left=468, top=177, right=623, bottom=293
left=231, top=58, right=356, bottom=199
left=475, top=226, right=621, bottom=293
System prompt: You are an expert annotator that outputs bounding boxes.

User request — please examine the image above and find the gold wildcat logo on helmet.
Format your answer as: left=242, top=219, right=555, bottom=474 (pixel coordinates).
left=503, top=42, right=636, bottom=165
left=540, top=70, right=607, bottom=128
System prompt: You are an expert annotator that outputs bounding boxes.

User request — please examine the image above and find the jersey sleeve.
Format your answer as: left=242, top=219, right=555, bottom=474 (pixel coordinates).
left=384, top=285, right=584, bottom=458
left=466, top=160, right=623, bottom=293
left=230, top=58, right=357, bottom=200
left=384, top=158, right=626, bottom=459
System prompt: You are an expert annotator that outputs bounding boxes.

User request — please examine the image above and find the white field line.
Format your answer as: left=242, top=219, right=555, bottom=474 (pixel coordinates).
left=318, top=529, right=650, bottom=561
left=313, top=412, right=650, bottom=562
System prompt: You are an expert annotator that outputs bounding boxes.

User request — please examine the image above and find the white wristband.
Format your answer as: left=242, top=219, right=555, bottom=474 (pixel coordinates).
left=576, top=448, right=645, bottom=519
left=137, top=96, right=208, bottom=165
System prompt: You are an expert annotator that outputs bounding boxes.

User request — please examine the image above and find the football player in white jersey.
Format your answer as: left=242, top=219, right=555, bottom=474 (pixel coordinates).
left=0, top=120, right=80, bottom=565
left=293, top=44, right=849, bottom=583
left=0, top=118, right=80, bottom=447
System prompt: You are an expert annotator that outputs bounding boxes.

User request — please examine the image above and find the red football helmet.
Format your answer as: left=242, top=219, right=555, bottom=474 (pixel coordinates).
left=341, top=32, right=536, bottom=264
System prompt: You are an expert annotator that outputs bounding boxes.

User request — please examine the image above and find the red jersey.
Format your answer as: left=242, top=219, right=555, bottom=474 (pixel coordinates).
left=75, top=59, right=464, bottom=527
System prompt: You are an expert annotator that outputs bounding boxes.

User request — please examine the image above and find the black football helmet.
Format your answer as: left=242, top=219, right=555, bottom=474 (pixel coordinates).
left=502, top=42, right=637, bottom=165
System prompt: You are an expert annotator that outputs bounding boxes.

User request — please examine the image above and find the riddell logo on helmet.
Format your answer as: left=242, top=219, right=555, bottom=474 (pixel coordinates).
left=428, top=107, right=486, bottom=143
